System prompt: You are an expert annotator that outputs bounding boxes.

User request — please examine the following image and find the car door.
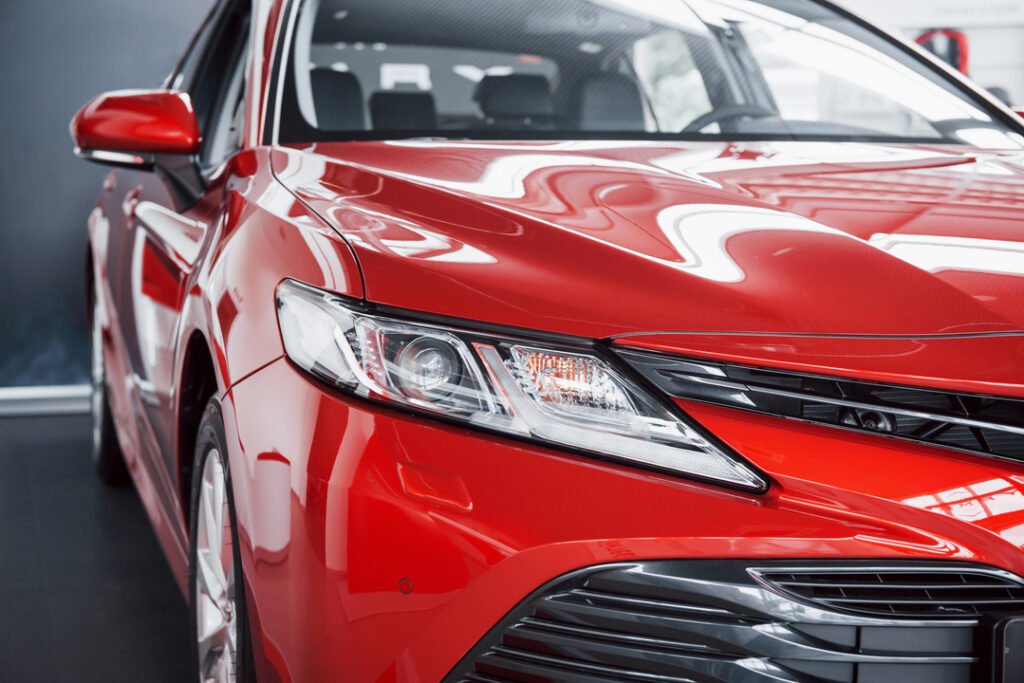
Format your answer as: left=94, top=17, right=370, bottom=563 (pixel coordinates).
left=104, top=0, right=252, bottom=534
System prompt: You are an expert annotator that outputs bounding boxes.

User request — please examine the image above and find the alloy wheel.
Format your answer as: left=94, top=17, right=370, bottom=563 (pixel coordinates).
left=194, top=449, right=238, bottom=683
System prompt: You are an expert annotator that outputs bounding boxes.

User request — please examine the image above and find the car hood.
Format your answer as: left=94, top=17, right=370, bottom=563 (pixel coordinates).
left=272, top=140, right=1024, bottom=340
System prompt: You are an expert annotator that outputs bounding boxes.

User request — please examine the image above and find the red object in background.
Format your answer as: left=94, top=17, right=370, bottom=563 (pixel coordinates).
left=69, top=1, right=1024, bottom=682
left=917, top=28, right=971, bottom=75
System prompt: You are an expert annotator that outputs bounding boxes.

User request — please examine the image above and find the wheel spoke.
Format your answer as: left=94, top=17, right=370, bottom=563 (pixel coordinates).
left=194, top=449, right=238, bottom=683
left=211, top=463, right=225, bottom=526
left=197, top=548, right=226, bottom=605
left=201, top=491, right=232, bottom=591
left=221, top=639, right=235, bottom=683
left=198, top=618, right=227, bottom=682
left=197, top=588, right=226, bottom=641
left=202, top=480, right=222, bottom=556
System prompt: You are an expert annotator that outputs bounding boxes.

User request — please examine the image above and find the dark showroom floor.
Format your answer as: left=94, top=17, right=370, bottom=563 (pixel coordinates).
left=0, top=415, right=190, bottom=682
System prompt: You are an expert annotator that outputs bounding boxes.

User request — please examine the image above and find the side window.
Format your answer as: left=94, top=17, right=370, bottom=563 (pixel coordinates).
left=201, top=22, right=250, bottom=167
left=633, top=31, right=714, bottom=133
left=168, top=10, right=219, bottom=92
left=171, top=1, right=251, bottom=167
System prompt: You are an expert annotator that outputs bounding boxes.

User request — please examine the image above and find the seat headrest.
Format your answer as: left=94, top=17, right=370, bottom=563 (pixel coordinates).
left=370, top=91, right=438, bottom=131
left=580, top=74, right=646, bottom=132
left=310, top=69, right=366, bottom=131
left=475, top=74, right=554, bottom=121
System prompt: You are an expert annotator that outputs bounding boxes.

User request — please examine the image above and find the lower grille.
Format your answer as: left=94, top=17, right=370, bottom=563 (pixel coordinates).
left=443, top=561, right=1024, bottom=683
left=754, top=566, right=1024, bottom=618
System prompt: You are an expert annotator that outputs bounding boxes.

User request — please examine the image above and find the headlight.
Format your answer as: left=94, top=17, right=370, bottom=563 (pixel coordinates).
left=276, top=279, right=766, bottom=492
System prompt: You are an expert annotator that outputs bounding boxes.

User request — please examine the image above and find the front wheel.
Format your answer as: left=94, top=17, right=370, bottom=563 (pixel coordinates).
left=189, top=400, right=256, bottom=683
left=90, top=294, right=128, bottom=485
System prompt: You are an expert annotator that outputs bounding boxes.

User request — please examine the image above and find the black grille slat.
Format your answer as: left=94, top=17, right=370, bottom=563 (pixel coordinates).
left=462, top=676, right=511, bottom=683
left=619, top=350, right=1024, bottom=462
left=567, top=589, right=743, bottom=620
left=518, top=617, right=722, bottom=653
left=480, top=647, right=699, bottom=682
left=531, top=598, right=776, bottom=658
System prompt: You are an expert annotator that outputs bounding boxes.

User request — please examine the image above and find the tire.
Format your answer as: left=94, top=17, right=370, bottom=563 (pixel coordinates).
left=188, top=399, right=257, bottom=683
left=90, top=295, right=129, bottom=485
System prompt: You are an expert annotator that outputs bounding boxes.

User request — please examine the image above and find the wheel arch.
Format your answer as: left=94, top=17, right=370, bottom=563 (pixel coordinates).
left=177, top=330, right=220, bottom=528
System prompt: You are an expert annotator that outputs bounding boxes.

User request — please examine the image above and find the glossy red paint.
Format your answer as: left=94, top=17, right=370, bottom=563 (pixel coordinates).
left=72, top=2, right=1024, bottom=682
left=275, top=140, right=1024, bottom=338
left=71, top=90, right=201, bottom=155
left=225, top=359, right=1024, bottom=682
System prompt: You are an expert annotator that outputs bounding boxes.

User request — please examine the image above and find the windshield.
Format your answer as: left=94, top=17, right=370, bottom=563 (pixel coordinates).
left=275, top=0, right=1024, bottom=147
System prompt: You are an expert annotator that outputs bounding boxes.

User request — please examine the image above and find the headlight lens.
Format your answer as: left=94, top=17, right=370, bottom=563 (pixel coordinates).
left=277, top=279, right=766, bottom=491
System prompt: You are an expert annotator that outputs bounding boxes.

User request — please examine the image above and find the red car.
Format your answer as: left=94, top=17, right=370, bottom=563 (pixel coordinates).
left=71, top=0, right=1024, bottom=681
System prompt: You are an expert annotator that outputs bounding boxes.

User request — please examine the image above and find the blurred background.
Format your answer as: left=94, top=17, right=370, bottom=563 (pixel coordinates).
left=1, top=7, right=214, bottom=680
left=0, top=0, right=212, bottom=389
left=846, top=0, right=1024, bottom=104
left=0, top=0, right=1021, bottom=392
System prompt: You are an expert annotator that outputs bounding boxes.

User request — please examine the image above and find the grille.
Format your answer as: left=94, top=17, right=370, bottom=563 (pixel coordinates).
left=617, top=350, right=1024, bottom=462
left=754, top=566, right=1024, bottom=618
left=444, top=561, right=1017, bottom=683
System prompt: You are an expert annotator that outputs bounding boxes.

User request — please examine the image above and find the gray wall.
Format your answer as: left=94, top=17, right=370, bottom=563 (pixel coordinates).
left=0, top=0, right=213, bottom=387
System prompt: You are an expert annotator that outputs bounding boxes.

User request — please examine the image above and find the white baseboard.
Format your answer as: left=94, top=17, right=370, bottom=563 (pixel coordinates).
left=0, top=385, right=91, bottom=417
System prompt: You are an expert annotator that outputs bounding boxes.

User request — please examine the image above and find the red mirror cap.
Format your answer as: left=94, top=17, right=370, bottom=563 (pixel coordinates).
left=70, top=90, right=201, bottom=156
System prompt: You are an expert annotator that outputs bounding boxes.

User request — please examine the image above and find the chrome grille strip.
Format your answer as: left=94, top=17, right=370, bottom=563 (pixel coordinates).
left=588, top=565, right=977, bottom=627
left=617, top=349, right=1024, bottom=461
left=691, top=374, right=1024, bottom=436
left=751, top=565, right=1024, bottom=617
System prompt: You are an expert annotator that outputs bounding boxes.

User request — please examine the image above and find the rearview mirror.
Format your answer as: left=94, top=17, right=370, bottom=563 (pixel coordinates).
left=70, top=90, right=201, bottom=168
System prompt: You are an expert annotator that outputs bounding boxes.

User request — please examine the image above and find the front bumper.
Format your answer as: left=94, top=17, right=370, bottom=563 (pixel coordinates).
left=224, top=358, right=1024, bottom=683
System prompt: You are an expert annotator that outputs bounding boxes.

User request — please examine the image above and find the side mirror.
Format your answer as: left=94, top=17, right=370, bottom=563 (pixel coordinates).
left=70, top=90, right=201, bottom=169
